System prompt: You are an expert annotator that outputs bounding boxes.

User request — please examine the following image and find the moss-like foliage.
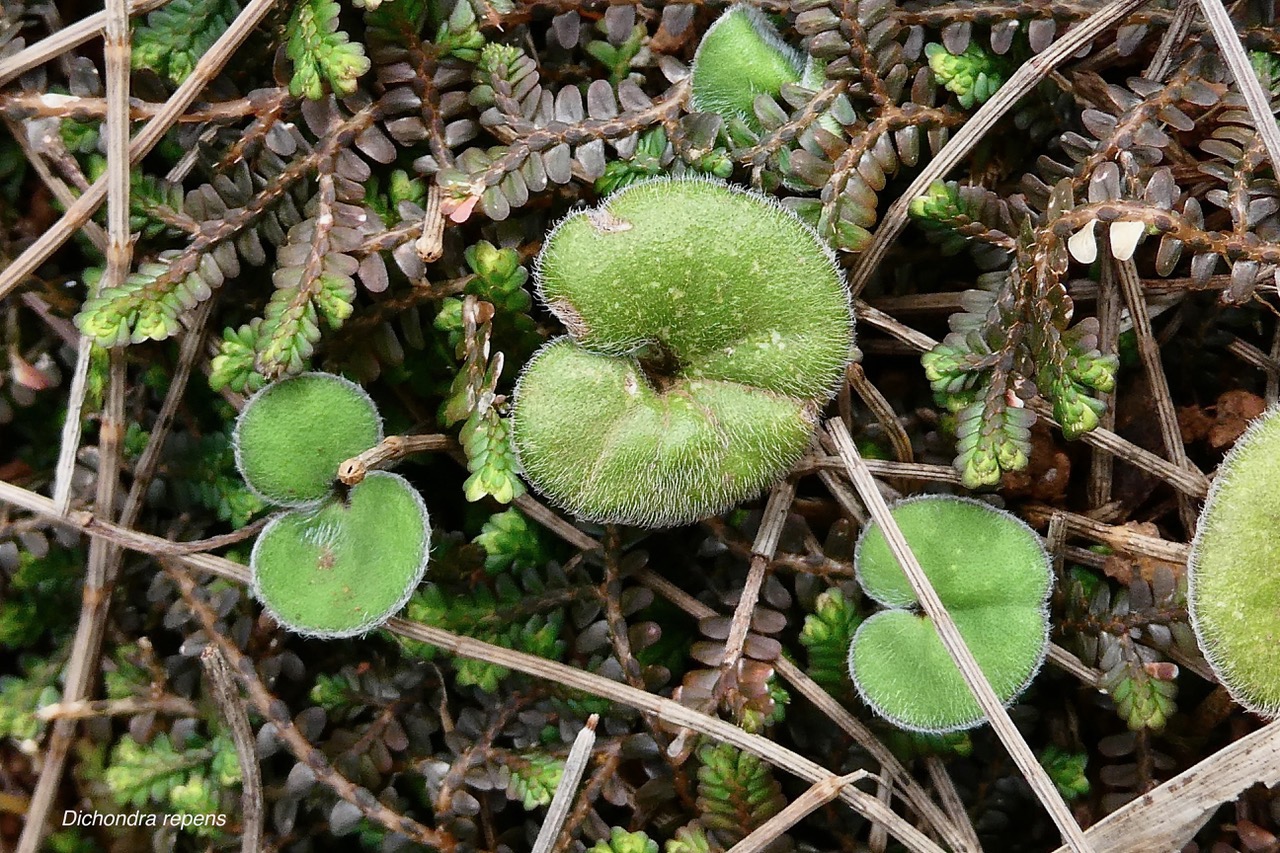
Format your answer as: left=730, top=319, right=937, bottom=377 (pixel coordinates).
left=848, top=496, right=1052, bottom=733
left=925, top=42, right=1011, bottom=109
left=252, top=472, right=429, bottom=638
left=690, top=5, right=806, bottom=131
left=1189, top=405, right=1280, bottom=717
left=511, top=179, right=853, bottom=527
left=234, top=373, right=383, bottom=507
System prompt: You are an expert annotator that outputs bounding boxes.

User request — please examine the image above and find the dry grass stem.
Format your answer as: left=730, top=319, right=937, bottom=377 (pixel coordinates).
left=1056, top=719, right=1280, bottom=852
left=17, top=353, right=125, bottom=853
left=35, top=695, right=199, bottom=721
left=1196, top=0, right=1280, bottom=172
left=718, top=479, right=794, bottom=678
left=1023, top=504, right=1190, bottom=565
left=0, top=0, right=168, bottom=86
left=1111, top=255, right=1200, bottom=533
left=1090, top=254, right=1123, bottom=507
left=530, top=715, right=599, bottom=853
left=199, top=646, right=263, bottom=853
left=727, top=771, right=869, bottom=853
left=1031, top=399, right=1211, bottom=498
left=924, top=756, right=983, bottom=853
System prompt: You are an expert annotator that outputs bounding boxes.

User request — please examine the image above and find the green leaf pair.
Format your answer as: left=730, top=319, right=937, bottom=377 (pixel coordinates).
left=235, top=373, right=430, bottom=638
left=848, top=496, right=1052, bottom=733
left=510, top=178, right=854, bottom=527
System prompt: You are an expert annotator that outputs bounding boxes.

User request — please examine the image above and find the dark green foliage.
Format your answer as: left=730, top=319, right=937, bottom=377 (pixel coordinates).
left=506, top=752, right=563, bottom=809
left=0, top=653, right=63, bottom=742
left=1041, top=746, right=1090, bottom=801
left=162, top=429, right=267, bottom=529
left=695, top=742, right=786, bottom=845
left=925, top=42, right=1011, bottom=108
left=585, top=18, right=647, bottom=84
left=0, top=546, right=81, bottom=648
left=430, top=0, right=485, bottom=63
left=132, top=0, right=240, bottom=84
left=883, top=729, right=973, bottom=761
left=596, top=127, right=669, bottom=195
left=105, top=731, right=240, bottom=836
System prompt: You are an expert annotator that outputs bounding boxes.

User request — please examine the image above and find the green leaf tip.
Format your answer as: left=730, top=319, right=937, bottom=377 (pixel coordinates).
left=690, top=5, right=807, bottom=131
left=251, top=471, right=430, bottom=638
left=848, top=495, right=1052, bottom=733
left=285, top=0, right=372, bottom=100
left=511, top=178, right=854, bottom=527
left=234, top=372, right=383, bottom=508
left=1190, top=405, right=1280, bottom=717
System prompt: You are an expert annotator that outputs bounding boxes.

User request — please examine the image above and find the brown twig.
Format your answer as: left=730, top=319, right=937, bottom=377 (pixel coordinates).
left=337, top=434, right=455, bottom=485
left=717, top=480, right=795, bottom=682
left=35, top=695, right=198, bottom=721
left=1110, top=253, right=1201, bottom=533
left=0, top=0, right=169, bottom=86
left=635, top=567, right=977, bottom=853
left=726, top=771, right=869, bottom=853
left=17, top=353, right=125, bottom=853
left=530, top=715, right=599, bottom=853
left=164, top=562, right=448, bottom=848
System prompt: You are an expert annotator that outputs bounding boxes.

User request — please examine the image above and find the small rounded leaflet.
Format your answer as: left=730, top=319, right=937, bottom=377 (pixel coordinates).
left=848, top=496, right=1052, bottom=733
left=234, top=372, right=383, bottom=507
left=251, top=472, right=430, bottom=638
left=510, top=178, right=853, bottom=527
left=690, top=5, right=807, bottom=131
left=1190, top=405, right=1280, bottom=717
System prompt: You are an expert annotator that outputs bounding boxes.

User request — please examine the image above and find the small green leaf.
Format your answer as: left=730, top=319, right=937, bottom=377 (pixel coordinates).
left=234, top=372, right=382, bottom=507
left=285, top=0, right=371, bottom=99
left=251, top=472, right=430, bottom=637
left=133, top=0, right=240, bottom=84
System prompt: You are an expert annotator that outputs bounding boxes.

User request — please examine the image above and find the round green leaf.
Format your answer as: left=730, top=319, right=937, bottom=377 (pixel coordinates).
left=849, top=496, right=1052, bottom=733
left=234, top=372, right=383, bottom=507
left=691, top=5, right=805, bottom=130
left=1190, top=405, right=1280, bottom=717
left=251, top=472, right=430, bottom=638
left=511, top=178, right=853, bottom=527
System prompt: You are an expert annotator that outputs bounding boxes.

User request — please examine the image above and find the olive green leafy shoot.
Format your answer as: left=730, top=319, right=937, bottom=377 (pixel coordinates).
left=234, top=372, right=430, bottom=638
left=848, top=496, right=1052, bottom=733
left=1189, top=405, right=1280, bottom=717
left=510, top=178, right=854, bottom=527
